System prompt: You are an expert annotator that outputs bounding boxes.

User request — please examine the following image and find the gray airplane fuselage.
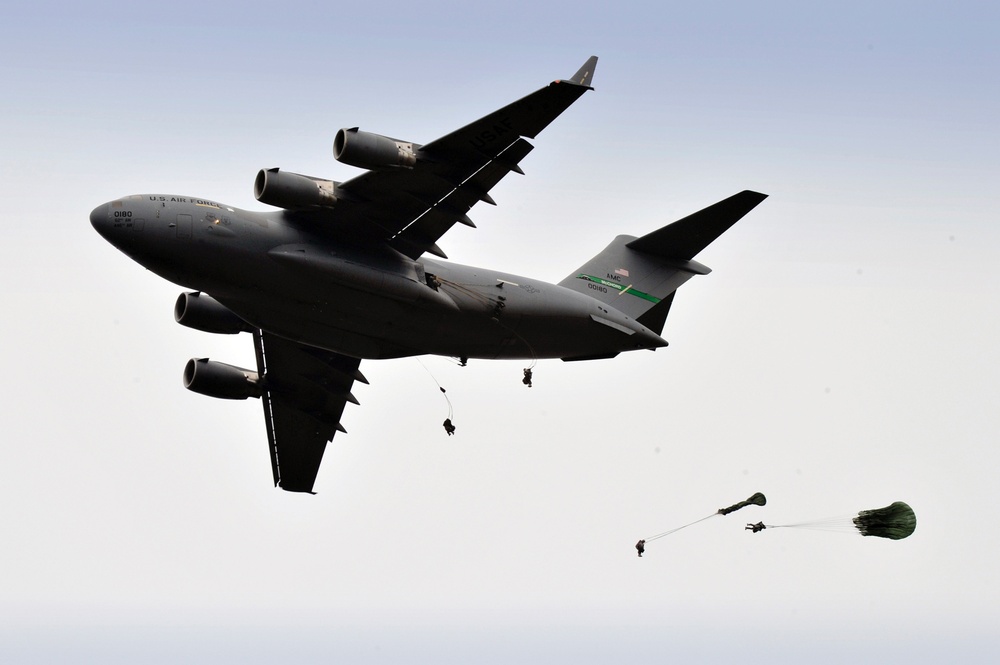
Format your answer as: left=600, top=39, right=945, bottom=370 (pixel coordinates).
left=91, top=194, right=667, bottom=361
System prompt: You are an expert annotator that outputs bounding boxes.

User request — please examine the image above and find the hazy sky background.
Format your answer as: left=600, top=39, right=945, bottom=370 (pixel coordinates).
left=2, top=1, right=998, bottom=662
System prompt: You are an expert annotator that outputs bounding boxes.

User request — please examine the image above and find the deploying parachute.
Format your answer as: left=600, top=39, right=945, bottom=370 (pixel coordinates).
left=638, top=493, right=766, bottom=553
left=748, top=501, right=916, bottom=540
left=718, top=492, right=767, bottom=515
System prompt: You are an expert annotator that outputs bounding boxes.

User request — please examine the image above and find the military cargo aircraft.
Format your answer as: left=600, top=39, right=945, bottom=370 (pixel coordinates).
left=91, top=56, right=766, bottom=493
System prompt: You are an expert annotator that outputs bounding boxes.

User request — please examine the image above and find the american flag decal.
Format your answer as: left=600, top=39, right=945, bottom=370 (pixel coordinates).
left=615, top=268, right=630, bottom=277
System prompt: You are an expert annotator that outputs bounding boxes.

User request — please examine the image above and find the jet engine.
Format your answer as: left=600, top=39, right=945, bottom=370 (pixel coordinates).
left=183, top=358, right=262, bottom=400
left=333, top=127, right=418, bottom=170
left=174, top=292, right=253, bottom=334
left=254, top=168, right=340, bottom=209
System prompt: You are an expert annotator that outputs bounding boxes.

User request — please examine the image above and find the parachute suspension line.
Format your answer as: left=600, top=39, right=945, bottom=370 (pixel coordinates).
left=645, top=513, right=718, bottom=543
left=764, top=523, right=860, bottom=535
left=442, top=386, right=454, bottom=420
left=493, top=317, right=538, bottom=386
left=416, top=358, right=453, bottom=417
left=417, top=359, right=455, bottom=434
left=435, top=277, right=498, bottom=309
left=756, top=521, right=860, bottom=535
left=762, top=515, right=857, bottom=531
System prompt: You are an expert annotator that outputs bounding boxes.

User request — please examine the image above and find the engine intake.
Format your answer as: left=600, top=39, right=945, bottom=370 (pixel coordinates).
left=334, top=127, right=418, bottom=170
left=254, top=168, right=340, bottom=209
left=174, top=292, right=253, bottom=334
left=183, top=358, right=262, bottom=400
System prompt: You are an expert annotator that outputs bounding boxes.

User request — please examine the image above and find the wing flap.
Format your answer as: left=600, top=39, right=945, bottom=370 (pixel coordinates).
left=390, top=138, right=535, bottom=258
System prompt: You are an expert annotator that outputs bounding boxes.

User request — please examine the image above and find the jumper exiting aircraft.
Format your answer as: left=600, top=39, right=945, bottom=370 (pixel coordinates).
left=91, top=56, right=767, bottom=493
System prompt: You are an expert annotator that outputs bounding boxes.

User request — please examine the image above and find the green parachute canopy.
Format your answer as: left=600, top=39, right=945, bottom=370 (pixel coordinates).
left=853, top=501, right=917, bottom=540
left=718, top=492, right=767, bottom=515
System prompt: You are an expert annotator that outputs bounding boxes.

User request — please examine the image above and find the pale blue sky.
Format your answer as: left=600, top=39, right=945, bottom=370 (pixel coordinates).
left=2, top=2, right=998, bottom=663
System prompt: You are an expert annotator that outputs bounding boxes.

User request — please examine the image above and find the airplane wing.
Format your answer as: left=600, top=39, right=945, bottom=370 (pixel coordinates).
left=252, top=331, right=367, bottom=493
left=309, top=56, right=598, bottom=259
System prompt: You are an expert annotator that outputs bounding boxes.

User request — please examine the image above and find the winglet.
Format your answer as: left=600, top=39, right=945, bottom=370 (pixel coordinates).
left=567, top=55, right=598, bottom=88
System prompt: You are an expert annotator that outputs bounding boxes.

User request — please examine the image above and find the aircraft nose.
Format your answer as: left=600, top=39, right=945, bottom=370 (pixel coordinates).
left=90, top=203, right=110, bottom=237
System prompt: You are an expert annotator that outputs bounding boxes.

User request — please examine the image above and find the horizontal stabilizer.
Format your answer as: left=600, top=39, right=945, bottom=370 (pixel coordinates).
left=626, top=190, right=767, bottom=260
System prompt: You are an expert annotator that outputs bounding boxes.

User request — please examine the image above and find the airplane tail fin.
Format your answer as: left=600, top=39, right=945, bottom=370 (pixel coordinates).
left=558, top=190, right=767, bottom=334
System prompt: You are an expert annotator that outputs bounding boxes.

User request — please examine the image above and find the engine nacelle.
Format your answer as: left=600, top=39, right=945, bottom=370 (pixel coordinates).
left=174, top=292, right=253, bottom=334
left=254, top=168, right=340, bottom=209
left=333, top=127, right=418, bottom=170
left=183, top=358, right=262, bottom=400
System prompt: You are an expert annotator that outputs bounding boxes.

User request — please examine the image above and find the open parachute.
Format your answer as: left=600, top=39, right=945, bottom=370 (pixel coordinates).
left=638, top=493, right=766, bottom=553
left=749, top=501, right=916, bottom=540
